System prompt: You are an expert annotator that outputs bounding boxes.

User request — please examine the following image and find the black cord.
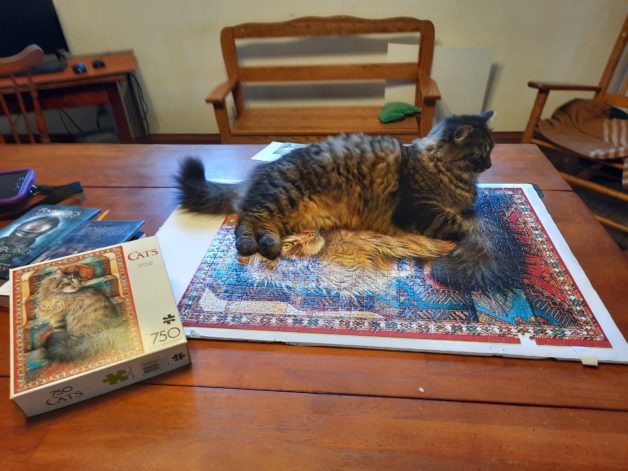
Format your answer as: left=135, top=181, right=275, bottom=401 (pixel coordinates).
left=129, top=73, right=151, bottom=136
left=95, top=105, right=104, bottom=131
left=59, top=109, right=85, bottom=134
left=57, top=110, right=74, bottom=138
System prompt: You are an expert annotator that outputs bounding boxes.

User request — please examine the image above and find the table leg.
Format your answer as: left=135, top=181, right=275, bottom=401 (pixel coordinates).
left=105, top=82, right=133, bottom=143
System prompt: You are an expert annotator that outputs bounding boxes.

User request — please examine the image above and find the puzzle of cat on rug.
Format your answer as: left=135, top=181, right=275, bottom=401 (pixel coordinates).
left=166, top=185, right=628, bottom=364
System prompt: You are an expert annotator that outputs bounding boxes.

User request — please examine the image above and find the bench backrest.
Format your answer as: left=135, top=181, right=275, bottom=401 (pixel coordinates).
left=220, top=16, right=435, bottom=113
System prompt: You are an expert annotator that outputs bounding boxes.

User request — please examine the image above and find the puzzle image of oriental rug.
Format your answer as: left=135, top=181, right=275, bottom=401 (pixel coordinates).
left=166, top=184, right=628, bottom=364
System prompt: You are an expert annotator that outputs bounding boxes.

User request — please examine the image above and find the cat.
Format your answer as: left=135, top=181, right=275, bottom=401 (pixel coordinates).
left=243, top=229, right=455, bottom=271
left=35, top=268, right=131, bottom=363
left=176, top=111, right=495, bottom=262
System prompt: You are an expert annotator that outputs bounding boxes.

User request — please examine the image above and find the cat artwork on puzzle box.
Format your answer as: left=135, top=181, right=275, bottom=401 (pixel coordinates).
left=12, top=248, right=143, bottom=391
left=10, top=236, right=191, bottom=417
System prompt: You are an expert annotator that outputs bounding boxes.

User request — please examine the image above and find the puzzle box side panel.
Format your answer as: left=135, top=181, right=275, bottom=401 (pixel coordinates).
left=12, top=343, right=190, bottom=417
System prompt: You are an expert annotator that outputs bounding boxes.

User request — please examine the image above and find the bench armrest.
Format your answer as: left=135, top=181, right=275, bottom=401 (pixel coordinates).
left=205, top=77, right=239, bottom=104
left=418, top=73, right=441, bottom=102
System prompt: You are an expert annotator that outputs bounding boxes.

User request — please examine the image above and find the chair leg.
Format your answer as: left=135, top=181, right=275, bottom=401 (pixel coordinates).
left=593, top=214, right=628, bottom=235
left=559, top=172, right=628, bottom=203
left=419, top=100, right=436, bottom=136
left=212, top=103, right=232, bottom=144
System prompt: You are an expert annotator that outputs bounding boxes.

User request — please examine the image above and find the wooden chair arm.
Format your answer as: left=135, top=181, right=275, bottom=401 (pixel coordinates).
left=205, top=77, right=239, bottom=143
left=415, top=73, right=440, bottom=136
left=418, top=73, right=441, bottom=102
left=205, top=77, right=239, bottom=104
left=527, top=81, right=601, bottom=93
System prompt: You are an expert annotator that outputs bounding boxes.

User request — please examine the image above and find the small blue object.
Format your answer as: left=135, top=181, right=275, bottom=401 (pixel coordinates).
left=72, top=63, right=87, bottom=74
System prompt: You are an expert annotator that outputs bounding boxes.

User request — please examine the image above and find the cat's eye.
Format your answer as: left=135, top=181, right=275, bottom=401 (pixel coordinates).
left=282, top=242, right=293, bottom=248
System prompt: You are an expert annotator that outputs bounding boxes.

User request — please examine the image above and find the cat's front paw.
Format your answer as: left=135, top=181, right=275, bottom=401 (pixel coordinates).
left=257, top=233, right=282, bottom=260
left=235, top=236, right=258, bottom=256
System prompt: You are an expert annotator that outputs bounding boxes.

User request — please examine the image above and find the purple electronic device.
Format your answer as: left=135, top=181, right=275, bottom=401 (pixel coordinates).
left=0, top=169, right=36, bottom=206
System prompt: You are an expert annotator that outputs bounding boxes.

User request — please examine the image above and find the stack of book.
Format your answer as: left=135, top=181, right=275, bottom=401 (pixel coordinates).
left=0, top=205, right=144, bottom=308
left=2, top=205, right=191, bottom=416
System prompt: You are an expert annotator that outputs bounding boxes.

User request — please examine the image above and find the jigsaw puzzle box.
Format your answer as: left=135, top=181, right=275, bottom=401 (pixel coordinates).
left=9, top=236, right=190, bottom=417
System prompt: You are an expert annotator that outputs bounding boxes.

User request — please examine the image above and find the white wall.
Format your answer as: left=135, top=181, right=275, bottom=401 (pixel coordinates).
left=53, top=0, right=627, bottom=133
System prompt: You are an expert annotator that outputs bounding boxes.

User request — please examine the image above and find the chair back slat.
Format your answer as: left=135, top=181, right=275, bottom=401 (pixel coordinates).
left=0, top=94, right=20, bottom=143
left=0, top=45, right=49, bottom=144
left=8, top=74, right=35, bottom=143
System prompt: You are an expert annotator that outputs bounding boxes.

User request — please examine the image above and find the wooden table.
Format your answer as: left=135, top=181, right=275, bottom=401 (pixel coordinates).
left=0, top=51, right=147, bottom=143
left=1, top=144, right=627, bottom=469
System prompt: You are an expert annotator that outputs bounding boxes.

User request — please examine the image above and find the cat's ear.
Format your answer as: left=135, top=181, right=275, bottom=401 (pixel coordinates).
left=453, top=124, right=474, bottom=143
left=480, top=110, right=495, bottom=122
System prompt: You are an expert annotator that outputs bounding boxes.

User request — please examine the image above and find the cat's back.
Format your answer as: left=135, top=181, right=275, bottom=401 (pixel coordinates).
left=66, top=285, right=117, bottom=312
left=298, top=133, right=401, bottom=167
left=277, top=134, right=403, bottom=191
left=64, top=286, right=121, bottom=335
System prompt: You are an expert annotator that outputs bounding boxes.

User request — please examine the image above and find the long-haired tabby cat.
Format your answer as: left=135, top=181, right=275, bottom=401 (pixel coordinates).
left=176, top=111, right=495, bottom=263
left=35, top=268, right=131, bottom=363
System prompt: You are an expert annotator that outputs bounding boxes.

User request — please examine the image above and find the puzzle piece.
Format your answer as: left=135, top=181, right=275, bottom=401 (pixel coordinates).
left=103, top=370, right=129, bottom=385
left=171, top=352, right=186, bottom=362
left=162, top=314, right=176, bottom=325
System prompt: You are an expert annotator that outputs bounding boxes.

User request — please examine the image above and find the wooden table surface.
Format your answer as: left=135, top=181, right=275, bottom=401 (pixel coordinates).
left=0, top=144, right=626, bottom=470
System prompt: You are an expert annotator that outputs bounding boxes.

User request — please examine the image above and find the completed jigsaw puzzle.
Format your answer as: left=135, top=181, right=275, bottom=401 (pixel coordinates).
left=171, top=184, right=628, bottom=363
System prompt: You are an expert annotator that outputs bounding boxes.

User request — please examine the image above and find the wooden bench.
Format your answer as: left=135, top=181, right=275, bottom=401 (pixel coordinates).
left=206, top=16, right=441, bottom=144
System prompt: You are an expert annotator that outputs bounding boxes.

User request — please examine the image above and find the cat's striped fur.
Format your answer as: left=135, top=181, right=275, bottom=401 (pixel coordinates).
left=176, top=111, right=494, bottom=261
left=36, top=269, right=130, bottom=363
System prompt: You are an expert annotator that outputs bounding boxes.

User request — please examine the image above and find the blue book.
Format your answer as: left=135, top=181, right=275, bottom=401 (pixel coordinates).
left=34, top=219, right=145, bottom=262
left=0, top=205, right=100, bottom=278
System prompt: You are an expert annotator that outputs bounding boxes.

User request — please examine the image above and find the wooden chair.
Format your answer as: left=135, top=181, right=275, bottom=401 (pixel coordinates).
left=206, top=16, right=440, bottom=144
left=0, top=45, right=49, bottom=144
left=522, top=16, right=628, bottom=234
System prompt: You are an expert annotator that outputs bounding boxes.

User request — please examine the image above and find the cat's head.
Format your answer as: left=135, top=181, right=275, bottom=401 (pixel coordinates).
left=41, top=268, right=81, bottom=293
left=420, top=110, right=495, bottom=173
left=281, top=231, right=325, bottom=257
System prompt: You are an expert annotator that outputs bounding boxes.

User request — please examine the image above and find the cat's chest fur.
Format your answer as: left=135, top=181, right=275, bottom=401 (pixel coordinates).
left=392, top=146, right=478, bottom=236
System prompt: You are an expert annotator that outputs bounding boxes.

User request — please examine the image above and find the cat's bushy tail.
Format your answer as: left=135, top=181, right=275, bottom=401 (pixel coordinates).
left=175, top=157, right=241, bottom=213
left=431, top=201, right=527, bottom=296
left=43, top=326, right=133, bottom=363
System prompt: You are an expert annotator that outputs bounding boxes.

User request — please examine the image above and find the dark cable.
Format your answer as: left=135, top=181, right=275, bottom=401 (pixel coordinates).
left=57, top=110, right=74, bottom=138
left=59, top=109, right=84, bottom=134
left=129, top=73, right=151, bottom=136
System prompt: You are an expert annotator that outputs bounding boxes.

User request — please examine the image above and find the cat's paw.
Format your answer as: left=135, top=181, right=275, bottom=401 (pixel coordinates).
left=235, top=236, right=258, bottom=256
left=257, top=233, right=282, bottom=260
